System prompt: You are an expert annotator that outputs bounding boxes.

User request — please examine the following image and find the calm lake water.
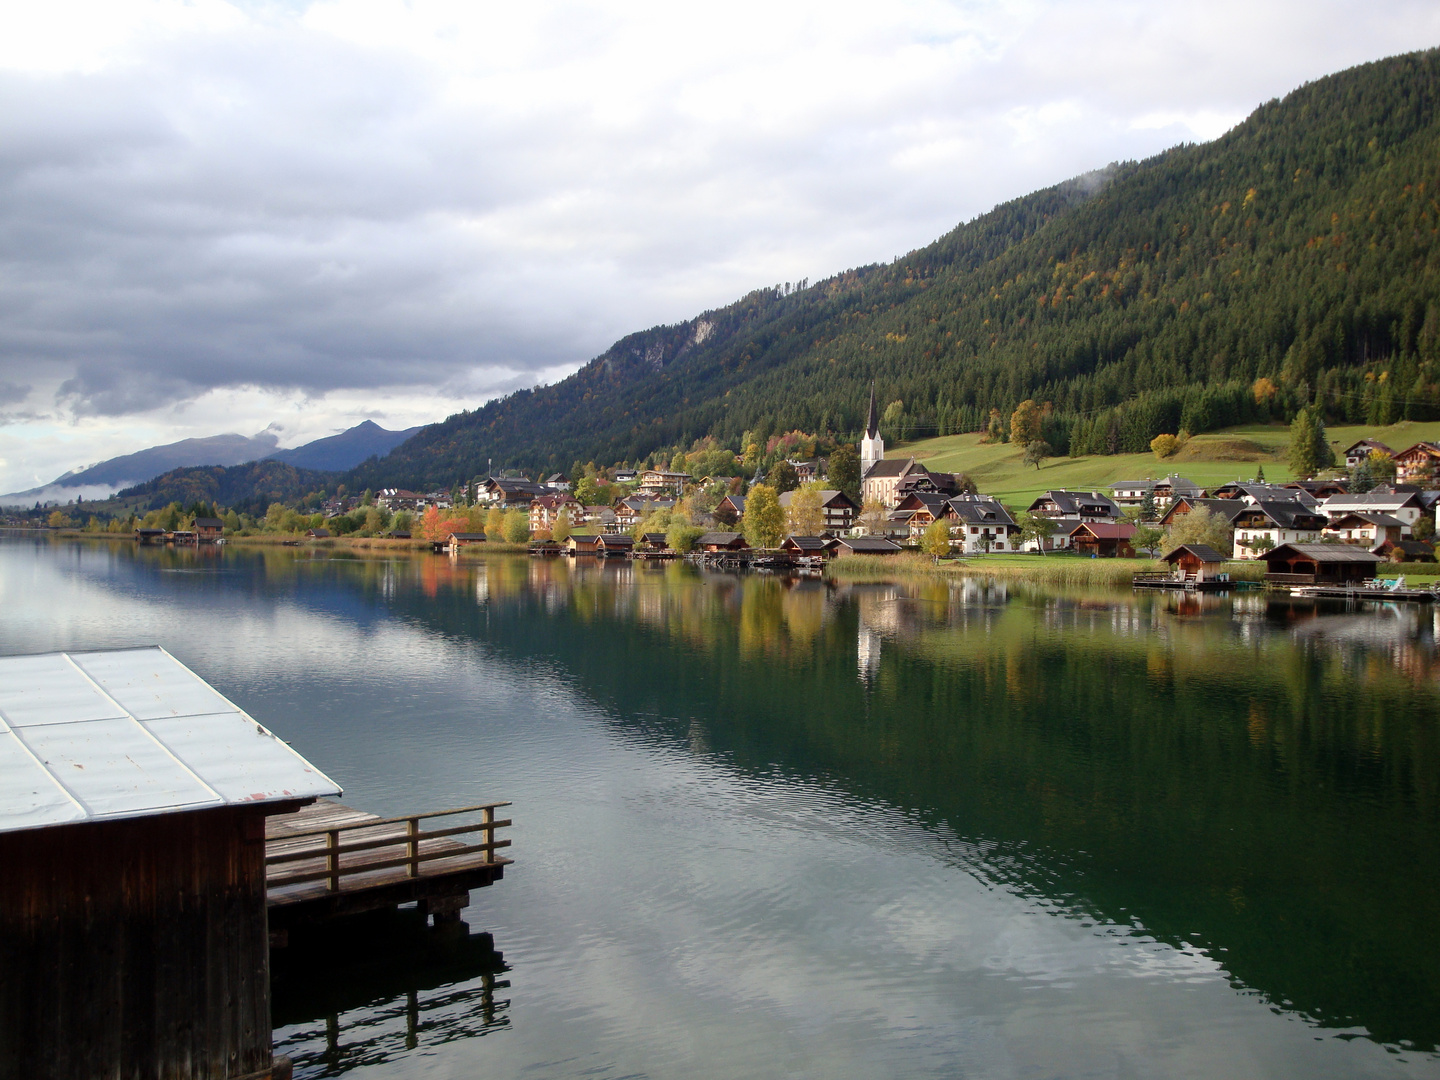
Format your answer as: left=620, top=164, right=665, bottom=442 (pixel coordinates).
left=4, top=537, right=1440, bottom=1079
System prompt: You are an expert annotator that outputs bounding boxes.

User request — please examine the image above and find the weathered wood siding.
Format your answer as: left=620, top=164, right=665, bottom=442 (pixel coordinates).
left=0, top=807, right=271, bottom=1080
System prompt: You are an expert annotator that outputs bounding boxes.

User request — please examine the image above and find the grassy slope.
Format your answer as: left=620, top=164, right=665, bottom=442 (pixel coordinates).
left=894, top=420, right=1440, bottom=506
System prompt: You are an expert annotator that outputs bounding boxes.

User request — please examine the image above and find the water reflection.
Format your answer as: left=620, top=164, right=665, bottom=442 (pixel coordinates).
left=8, top=538, right=1440, bottom=1071
left=271, top=910, right=509, bottom=1077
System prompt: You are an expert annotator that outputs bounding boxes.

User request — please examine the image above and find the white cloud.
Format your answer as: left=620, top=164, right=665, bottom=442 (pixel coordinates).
left=1, top=0, right=1438, bottom=491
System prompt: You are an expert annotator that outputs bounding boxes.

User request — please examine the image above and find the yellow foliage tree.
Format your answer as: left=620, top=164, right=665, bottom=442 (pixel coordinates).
left=1150, top=433, right=1179, bottom=458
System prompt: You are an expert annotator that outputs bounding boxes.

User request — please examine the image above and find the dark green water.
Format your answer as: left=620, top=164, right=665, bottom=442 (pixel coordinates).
left=4, top=538, right=1440, bottom=1078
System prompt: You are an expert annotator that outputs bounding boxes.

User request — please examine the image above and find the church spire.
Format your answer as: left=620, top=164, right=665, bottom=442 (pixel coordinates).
left=865, top=383, right=879, bottom=439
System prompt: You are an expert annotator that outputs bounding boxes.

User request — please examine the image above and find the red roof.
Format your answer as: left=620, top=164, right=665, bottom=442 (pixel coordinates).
left=1070, top=522, right=1137, bottom=539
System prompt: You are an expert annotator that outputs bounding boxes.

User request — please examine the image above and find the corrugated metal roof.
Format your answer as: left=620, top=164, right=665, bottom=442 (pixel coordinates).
left=0, top=647, right=341, bottom=835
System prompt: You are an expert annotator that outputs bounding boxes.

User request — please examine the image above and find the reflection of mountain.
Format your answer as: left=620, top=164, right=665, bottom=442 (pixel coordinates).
left=363, top=559, right=1440, bottom=1052
left=272, top=909, right=509, bottom=1077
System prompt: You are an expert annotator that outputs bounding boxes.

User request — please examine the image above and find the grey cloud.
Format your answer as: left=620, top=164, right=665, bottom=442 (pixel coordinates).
left=1, top=1, right=1438, bottom=432
left=0, top=381, right=30, bottom=406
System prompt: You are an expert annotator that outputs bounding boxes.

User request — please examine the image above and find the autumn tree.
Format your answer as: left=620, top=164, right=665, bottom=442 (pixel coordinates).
left=922, top=517, right=952, bottom=558
left=1163, top=507, right=1233, bottom=557
left=785, top=486, right=824, bottom=536
left=857, top=496, right=887, bottom=535
left=485, top=507, right=507, bottom=540
left=502, top=509, right=529, bottom=544
left=742, top=484, right=785, bottom=548
left=1009, top=399, right=1042, bottom=446
left=552, top=508, right=572, bottom=542
left=984, top=408, right=1004, bottom=444
left=1150, top=433, right=1179, bottom=458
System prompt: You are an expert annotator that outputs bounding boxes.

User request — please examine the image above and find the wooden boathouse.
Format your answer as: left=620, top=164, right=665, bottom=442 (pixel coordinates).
left=0, top=647, right=512, bottom=1080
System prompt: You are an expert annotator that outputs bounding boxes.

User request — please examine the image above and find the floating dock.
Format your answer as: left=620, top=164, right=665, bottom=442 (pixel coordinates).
left=266, top=799, right=512, bottom=941
left=1282, top=584, right=1437, bottom=603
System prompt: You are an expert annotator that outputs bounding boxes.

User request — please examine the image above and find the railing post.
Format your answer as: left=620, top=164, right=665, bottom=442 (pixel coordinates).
left=327, top=829, right=341, bottom=892
left=482, top=806, right=495, bottom=864
left=407, top=817, right=421, bottom=878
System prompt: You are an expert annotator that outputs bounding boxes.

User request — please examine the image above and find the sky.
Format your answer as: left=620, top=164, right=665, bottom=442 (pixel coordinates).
left=1, top=0, right=1437, bottom=496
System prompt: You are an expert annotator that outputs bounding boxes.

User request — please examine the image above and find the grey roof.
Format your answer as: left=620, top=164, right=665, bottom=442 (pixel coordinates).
left=863, top=458, right=925, bottom=480
left=1161, top=497, right=1248, bottom=523
left=1325, top=512, right=1406, bottom=528
left=1028, top=490, right=1120, bottom=516
left=1263, top=543, right=1385, bottom=563
left=1322, top=492, right=1421, bottom=512
left=1163, top=544, right=1226, bottom=563
left=778, top=489, right=847, bottom=508
left=0, top=648, right=340, bottom=835
left=947, top=497, right=1016, bottom=527
left=827, top=536, right=903, bottom=553
left=783, top=535, right=827, bottom=551
left=1234, top=501, right=1327, bottom=529
left=697, top=531, right=746, bottom=546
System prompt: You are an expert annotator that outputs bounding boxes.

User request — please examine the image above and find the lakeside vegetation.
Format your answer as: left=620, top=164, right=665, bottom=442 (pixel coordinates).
left=827, top=552, right=1269, bottom=586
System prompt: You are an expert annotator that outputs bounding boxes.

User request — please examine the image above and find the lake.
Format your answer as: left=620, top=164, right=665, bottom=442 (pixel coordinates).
left=3, top=537, right=1439, bottom=1079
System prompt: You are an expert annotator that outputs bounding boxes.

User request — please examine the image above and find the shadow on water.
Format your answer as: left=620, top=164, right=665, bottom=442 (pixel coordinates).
left=271, top=908, right=510, bottom=1077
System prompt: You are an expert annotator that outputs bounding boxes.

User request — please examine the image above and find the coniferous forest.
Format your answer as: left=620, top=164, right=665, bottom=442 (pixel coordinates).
left=133, top=48, right=1440, bottom=501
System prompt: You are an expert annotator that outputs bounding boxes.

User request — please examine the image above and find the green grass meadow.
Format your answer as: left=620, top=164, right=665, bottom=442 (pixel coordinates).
left=891, top=419, right=1440, bottom=507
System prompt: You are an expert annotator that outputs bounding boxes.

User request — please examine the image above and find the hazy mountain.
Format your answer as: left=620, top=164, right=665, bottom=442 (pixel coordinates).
left=264, top=420, right=421, bottom=472
left=0, top=431, right=281, bottom=505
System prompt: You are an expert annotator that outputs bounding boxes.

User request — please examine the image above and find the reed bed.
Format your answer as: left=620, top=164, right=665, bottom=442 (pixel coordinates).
left=827, top=552, right=1268, bottom=588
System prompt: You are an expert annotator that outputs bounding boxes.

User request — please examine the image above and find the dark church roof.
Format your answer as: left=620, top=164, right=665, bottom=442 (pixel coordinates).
left=865, top=383, right=879, bottom=440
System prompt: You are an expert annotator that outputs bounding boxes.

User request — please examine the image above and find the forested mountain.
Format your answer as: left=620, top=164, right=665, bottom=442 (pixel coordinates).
left=126, top=47, right=1440, bottom=505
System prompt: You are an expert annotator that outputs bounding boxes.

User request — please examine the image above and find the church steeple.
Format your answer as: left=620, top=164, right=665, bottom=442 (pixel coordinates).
left=860, top=383, right=884, bottom=478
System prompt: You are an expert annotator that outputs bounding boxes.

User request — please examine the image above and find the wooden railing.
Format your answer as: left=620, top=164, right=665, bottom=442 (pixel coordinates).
left=266, top=803, right=512, bottom=893
left=1132, top=571, right=1179, bottom=582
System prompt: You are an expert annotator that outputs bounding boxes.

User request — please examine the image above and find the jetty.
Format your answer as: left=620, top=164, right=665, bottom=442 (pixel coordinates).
left=267, top=799, right=512, bottom=941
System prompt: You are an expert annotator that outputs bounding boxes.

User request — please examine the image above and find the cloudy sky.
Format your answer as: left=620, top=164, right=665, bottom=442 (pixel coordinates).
left=1, top=0, right=1436, bottom=493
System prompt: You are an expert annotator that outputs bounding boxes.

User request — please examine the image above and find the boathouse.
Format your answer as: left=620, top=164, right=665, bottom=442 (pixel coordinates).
left=566, top=533, right=598, bottom=555
left=194, top=517, right=225, bottom=542
left=446, top=531, right=487, bottom=555
left=781, top=535, right=828, bottom=556
left=595, top=533, right=635, bottom=556
left=1258, top=543, right=1385, bottom=585
left=696, top=531, right=749, bottom=552
left=0, top=647, right=340, bottom=1080
left=824, top=536, right=903, bottom=556
left=1162, top=544, right=1226, bottom=581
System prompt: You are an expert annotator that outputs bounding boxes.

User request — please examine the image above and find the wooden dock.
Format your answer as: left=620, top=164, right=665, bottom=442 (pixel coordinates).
left=1283, top=584, right=1437, bottom=602
left=265, top=799, right=511, bottom=940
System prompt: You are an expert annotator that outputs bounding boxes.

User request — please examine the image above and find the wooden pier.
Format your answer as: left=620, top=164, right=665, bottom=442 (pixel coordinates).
left=266, top=799, right=511, bottom=940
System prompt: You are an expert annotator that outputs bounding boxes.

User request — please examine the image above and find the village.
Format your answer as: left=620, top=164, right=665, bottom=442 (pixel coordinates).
left=115, top=395, right=1440, bottom=598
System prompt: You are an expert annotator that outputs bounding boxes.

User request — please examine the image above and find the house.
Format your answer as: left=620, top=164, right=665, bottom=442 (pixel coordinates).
left=446, top=532, right=487, bottom=554
left=565, top=533, right=599, bottom=555
left=1162, top=543, right=1227, bottom=582
left=824, top=536, right=904, bottom=556
left=375, top=488, right=423, bottom=511
left=1069, top=521, right=1137, bottom=558
left=1284, top=478, right=1349, bottom=499
left=1375, top=538, right=1436, bottom=562
left=1156, top=497, right=1248, bottom=530
left=781, top=535, right=828, bottom=556
left=0, top=647, right=340, bottom=1080
left=613, top=469, right=639, bottom=485
left=595, top=534, right=634, bottom=557
left=947, top=495, right=1018, bottom=554
left=1259, top=542, right=1384, bottom=584
left=1110, top=476, right=1203, bottom=510
left=1344, top=439, right=1394, bottom=469
left=1210, top=481, right=1318, bottom=505
left=695, top=531, right=750, bottom=552
left=777, top=489, right=857, bottom=535
left=615, top=495, right=675, bottom=531
left=135, top=527, right=168, bottom=544
left=577, top=505, right=620, bottom=533
left=544, top=473, right=571, bottom=492
left=1392, top=442, right=1440, bottom=484
left=862, top=458, right=933, bottom=509
left=1320, top=513, right=1407, bottom=550
left=714, top=493, right=746, bottom=526
left=640, top=532, right=670, bottom=550
left=1230, top=502, right=1327, bottom=559
left=636, top=470, right=692, bottom=497
left=890, top=491, right=951, bottom=540
left=193, top=517, right=224, bottom=542
left=529, top=494, right=580, bottom=534
left=1319, top=491, right=1426, bottom=528
left=306, top=527, right=332, bottom=539
left=1025, top=490, right=1121, bottom=551
left=477, top=477, right=548, bottom=508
